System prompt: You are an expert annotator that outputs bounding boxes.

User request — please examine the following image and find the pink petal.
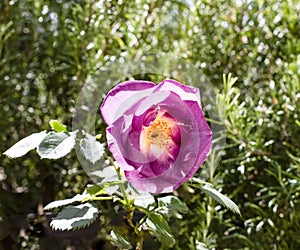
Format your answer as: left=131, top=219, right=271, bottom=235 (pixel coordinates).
left=101, top=79, right=212, bottom=193
left=100, top=80, right=155, bottom=125
left=155, top=79, right=202, bottom=108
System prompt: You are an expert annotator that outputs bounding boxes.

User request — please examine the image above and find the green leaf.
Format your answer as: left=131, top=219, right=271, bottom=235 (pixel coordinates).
left=89, top=166, right=127, bottom=195
left=134, top=193, right=155, bottom=210
left=146, top=213, right=175, bottom=246
left=86, top=182, right=120, bottom=196
left=44, top=193, right=90, bottom=210
left=195, top=240, right=209, bottom=250
left=110, top=230, right=132, bottom=249
left=79, top=133, right=105, bottom=164
left=37, top=131, right=77, bottom=159
left=157, top=195, right=188, bottom=214
left=95, top=134, right=102, bottom=140
left=200, top=184, right=241, bottom=215
left=49, top=119, right=67, bottom=132
left=3, top=131, right=47, bottom=158
left=50, top=203, right=99, bottom=231
left=90, top=166, right=119, bottom=182
left=86, top=184, right=107, bottom=196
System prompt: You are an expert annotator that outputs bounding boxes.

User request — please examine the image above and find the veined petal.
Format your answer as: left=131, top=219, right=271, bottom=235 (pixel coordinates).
left=100, top=80, right=155, bottom=125
left=106, top=126, right=135, bottom=171
left=155, top=79, right=202, bottom=107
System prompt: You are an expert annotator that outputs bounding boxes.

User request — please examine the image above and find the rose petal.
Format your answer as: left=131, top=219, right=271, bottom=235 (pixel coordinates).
left=106, top=126, right=135, bottom=171
left=100, top=80, right=155, bottom=125
left=155, top=79, right=202, bottom=107
left=101, top=79, right=212, bottom=193
left=127, top=91, right=191, bottom=165
left=124, top=99, right=212, bottom=193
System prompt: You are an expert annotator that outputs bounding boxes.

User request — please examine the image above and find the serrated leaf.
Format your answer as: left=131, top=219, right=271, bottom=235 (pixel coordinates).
left=200, top=184, right=241, bottom=215
left=157, top=195, right=188, bottom=214
left=89, top=166, right=127, bottom=195
left=146, top=213, right=175, bottom=246
left=50, top=203, right=99, bottom=231
left=134, top=193, right=155, bottom=210
left=90, top=166, right=119, bottom=182
left=49, top=119, right=67, bottom=132
left=110, top=230, right=132, bottom=249
left=3, top=131, right=47, bottom=158
left=79, top=133, right=104, bottom=164
left=37, top=131, right=77, bottom=159
left=86, top=184, right=107, bottom=196
left=44, top=193, right=90, bottom=210
left=86, top=182, right=120, bottom=196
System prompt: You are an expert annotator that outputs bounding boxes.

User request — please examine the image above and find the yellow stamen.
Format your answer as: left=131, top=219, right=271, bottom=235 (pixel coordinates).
left=146, top=119, right=172, bottom=148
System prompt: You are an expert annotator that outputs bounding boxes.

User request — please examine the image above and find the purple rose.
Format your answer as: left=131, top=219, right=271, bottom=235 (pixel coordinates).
left=100, top=79, right=212, bottom=194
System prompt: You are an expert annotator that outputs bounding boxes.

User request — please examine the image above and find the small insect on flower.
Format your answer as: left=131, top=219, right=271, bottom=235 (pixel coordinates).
left=100, top=79, right=212, bottom=193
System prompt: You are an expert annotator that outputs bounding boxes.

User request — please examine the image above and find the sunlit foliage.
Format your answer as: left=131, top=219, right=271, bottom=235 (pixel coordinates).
left=0, top=0, right=299, bottom=249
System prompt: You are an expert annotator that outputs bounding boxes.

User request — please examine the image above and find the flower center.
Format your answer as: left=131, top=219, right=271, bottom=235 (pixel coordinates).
left=146, top=120, right=172, bottom=148
left=139, top=110, right=179, bottom=159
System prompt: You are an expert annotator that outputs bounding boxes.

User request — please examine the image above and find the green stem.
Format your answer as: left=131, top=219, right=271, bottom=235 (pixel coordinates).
left=204, top=197, right=213, bottom=241
left=104, top=154, right=144, bottom=249
left=82, top=196, right=113, bottom=202
left=106, top=154, right=130, bottom=208
left=135, top=234, right=144, bottom=250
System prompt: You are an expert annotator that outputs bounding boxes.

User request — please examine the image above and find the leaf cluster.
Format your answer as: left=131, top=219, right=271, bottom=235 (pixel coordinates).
left=1, top=0, right=300, bottom=249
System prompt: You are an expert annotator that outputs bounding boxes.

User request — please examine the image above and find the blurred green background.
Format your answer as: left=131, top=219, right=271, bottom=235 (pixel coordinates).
left=0, top=0, right=299, bottom=249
